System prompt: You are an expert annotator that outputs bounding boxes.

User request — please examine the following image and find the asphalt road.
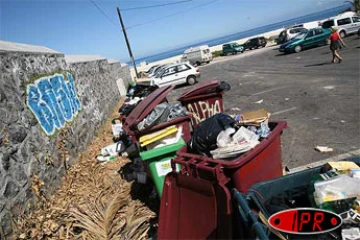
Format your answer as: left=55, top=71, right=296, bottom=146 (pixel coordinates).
left=168, top=36, right=360, bottom=168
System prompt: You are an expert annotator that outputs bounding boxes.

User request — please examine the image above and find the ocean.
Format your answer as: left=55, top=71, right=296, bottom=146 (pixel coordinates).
left=131, top=5, right=349, bottom=65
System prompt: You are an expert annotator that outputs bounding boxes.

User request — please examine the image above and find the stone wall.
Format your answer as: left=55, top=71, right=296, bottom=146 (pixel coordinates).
left=0, top=41, right=130, bottom=237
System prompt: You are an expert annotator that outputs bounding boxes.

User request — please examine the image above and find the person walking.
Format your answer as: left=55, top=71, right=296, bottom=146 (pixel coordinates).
left=329, top=26, right=346, bottom=63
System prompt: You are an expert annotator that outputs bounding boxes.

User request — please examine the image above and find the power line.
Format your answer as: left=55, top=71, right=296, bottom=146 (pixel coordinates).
left=121, top=0, right=192, bottom=11
left=89, top=0, right=118, bottom=26
left=126, top=0, right=218, bottom=30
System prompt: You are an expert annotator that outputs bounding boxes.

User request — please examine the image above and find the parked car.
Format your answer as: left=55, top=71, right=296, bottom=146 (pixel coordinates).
left=222, top=42, right=244, bottom=55
left=279, top=28, right=331, bottom=53
left=148, top=65, right=166, bottom=78
left=321, top=12, right=360, bottom=38
left=150, top=62, right=200, bottom=87
left=146, top=65, right=159, bottom=74
left=242, top=37, right=267, bottom=50
left=181, top=45, right=212, bottom=66
left=276, top=27, right=308, bottom=44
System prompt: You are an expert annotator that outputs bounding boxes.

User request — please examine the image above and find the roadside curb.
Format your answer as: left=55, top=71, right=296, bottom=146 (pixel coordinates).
left=289, top=149, right=360, bottom=173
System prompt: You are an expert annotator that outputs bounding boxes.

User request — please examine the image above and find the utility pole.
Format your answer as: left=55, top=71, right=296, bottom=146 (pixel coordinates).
left=117, top=7, right=139, bottom=79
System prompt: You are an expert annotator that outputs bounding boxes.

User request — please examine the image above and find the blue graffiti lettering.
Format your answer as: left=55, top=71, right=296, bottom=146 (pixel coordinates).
left=27, top=73, right=81, bottom=135
left=50, top=75, right=72, bottom=121
left=66, top=73, right=81, bottom=113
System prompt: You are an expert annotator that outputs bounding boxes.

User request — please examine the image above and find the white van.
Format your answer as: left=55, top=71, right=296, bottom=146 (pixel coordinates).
left=182, top=45, right=212, bottom=66
left=321, top=12, right=360, bottom=38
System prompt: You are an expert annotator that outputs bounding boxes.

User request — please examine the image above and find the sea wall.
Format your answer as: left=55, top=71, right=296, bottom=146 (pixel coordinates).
left=0, top=40, right=130, bottom=237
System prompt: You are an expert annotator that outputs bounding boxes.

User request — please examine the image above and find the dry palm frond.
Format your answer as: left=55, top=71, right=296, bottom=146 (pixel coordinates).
left=13, top=101, right=156, bottom=240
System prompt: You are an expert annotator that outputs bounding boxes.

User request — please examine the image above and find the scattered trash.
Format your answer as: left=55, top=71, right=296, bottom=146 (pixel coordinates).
left=285, top=98, right=290, bottom=101
left=283, top=166, right=290, bottom=175
left=111, top=118, right=123, bottom=137
left=140, top=125, right=178, bottom=147
left=217, top=127, right=236, bottom=148
left=96, top=154, right=116, bottom=162
left=315, top=146, right=334, bottom=153
left=325, top=161, right=360, bottom=172
left=237, top=108, right=270, bottom=126
left=137, top=102, right=187, bottom=131
left=96, top=141, right=125, bottom=163
left=256, top=122, right=271, bottom=138
left=211, top=126, right=260, bottom=159
left=341, top=227, right=360, bottom=240
left=341, top=120, right=346, bottom=123
left=324, top=85, right=335, bottom=90
left=313, top=174, right=360, bottom=206
left=255, top=99, right=263, bottom=104
left=188, top=113, right=236, bottom=156
left=127, top=82, right=158, bottom=98
left=100, top=141, right=124, bottom=156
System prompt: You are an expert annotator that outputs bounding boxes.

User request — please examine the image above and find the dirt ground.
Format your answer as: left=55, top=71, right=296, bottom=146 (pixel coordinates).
left=12, top=102, right=156, bottom=240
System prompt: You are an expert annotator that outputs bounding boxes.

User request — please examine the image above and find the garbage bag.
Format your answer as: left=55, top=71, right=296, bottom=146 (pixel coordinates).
left=137, top=102, right=170, bottom=130
left=127, top=84, right=158, bottom=98
left=188, top=113, right=236, bottom=156
left=167, top=103, right=188, bottom=121
left=119, top=104, right=137, bottom=116
left=202, top=81, right=231, bottom=94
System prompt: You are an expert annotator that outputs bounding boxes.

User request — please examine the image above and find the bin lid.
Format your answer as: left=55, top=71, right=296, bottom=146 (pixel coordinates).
left=177, top=79, right=220, bottom=100
left=158, top=172, right=232, bottom=239
left=125, top=85, right=175, bottom=128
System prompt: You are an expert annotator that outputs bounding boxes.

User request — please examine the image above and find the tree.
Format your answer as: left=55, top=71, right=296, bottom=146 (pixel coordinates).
left=345, top=0, right=360, bottom=13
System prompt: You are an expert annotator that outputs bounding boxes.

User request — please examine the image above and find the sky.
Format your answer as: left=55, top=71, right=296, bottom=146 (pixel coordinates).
left=0, top=0, right=345, bottom=62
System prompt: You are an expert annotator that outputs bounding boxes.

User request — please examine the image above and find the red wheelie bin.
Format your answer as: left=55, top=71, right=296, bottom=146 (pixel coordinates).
left=177, top=79, right=228, bottom=128
left=158, top=121, right=287, bottom=239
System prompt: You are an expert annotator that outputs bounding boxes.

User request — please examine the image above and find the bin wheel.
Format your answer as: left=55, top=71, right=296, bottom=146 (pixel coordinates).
left=187, top=76, right=196, bottom=85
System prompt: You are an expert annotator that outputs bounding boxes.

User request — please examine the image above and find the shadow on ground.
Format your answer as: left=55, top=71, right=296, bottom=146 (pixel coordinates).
left=304, top=62, right=332, bottom=67
left=119, top=162, right=160, bottom=214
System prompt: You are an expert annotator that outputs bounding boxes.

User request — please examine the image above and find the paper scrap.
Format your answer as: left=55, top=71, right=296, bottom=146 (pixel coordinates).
left=341, top=227, right=360, bottom=240
left=327, top=161, right=360, bottom=171
left=239, top=109, right=270, bottom=126
left=255, top=99, right=263, bottom=104
left=315, top=146, right=334, bottom=153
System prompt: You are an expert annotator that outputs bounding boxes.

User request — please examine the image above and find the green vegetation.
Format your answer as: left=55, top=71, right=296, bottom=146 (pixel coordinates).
left=212, top=50, right=223, bottom=58
left=345, top=0, right=360, bottom=13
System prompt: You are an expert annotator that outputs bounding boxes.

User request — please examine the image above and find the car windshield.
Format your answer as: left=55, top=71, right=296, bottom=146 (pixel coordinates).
left=292, top=32, right=307, bottom=40
left=154, top=67, right=166, bottom=78
left=153, top=66, right=165, bottom=74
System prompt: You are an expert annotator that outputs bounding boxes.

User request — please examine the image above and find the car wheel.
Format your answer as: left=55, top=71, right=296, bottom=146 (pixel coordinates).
left=187, top=76, right=196, bottom=85
left=339, top=31, right=346, bottom=38
left=206, top=61, right=210, bottom=64
left=294, top=45, right=302, bottom=53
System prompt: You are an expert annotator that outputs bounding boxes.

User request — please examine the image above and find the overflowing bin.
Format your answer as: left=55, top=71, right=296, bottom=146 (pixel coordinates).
left=140, top=137, right=185, bottom=197
left=177, top=79, right=229, bottom=128
left=122, top=85, right=192, bottom=143
left=158, top=121, right=287, bottom=239
left=244, top=157, right=360, bottom=240
left=174, top=121, right=287, bottom=193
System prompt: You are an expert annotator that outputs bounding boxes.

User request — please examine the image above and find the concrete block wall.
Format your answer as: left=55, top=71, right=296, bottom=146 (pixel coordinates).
left=0, top=40, right=130, bottom=237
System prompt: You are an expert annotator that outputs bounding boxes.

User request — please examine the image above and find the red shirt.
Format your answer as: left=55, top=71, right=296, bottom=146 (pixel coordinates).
left=330, top=32, right=339, bottom=41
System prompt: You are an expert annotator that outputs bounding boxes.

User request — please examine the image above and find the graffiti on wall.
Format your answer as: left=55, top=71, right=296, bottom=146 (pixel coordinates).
left=187, top=100, right=222, bottom=126
left=27, top=72, right=81, bottom=135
